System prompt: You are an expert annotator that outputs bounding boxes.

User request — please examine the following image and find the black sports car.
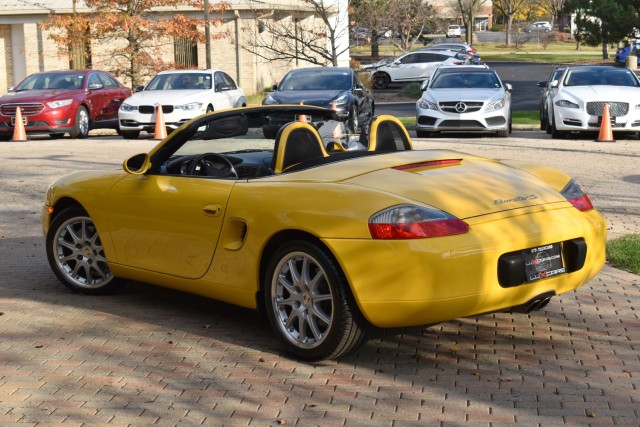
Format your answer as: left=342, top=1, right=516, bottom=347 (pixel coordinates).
left=262, top=67, right=374, bottom=138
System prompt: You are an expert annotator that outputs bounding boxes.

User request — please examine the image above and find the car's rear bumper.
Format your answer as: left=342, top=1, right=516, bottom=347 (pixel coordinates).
left=324, top=205, right=606, bottom=328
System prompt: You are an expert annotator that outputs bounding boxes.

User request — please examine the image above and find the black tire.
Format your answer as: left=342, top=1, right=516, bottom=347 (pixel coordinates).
left=416, top=130, right=430, bottom=138
left=496, top=129, right=508, bottom=138
left=551, top=121, right=564, bottom=139
left=372, top=73, right=390, bottom=89
left=264, top=240, right=369, bottom=361
left=120, top=130, right=140, bottom=139
left=347, top=105, right=359, bottom=133
left=46, top=206, right=119, bottom=295
left=263, top=127, right=278, bottom=139
left=69, top=106, right=90, bottom=139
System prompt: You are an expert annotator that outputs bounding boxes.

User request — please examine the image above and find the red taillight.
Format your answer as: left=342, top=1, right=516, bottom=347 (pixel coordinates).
left=560, top=180, right=593, bottom=212
left=369, top=205, right=469, bottom=239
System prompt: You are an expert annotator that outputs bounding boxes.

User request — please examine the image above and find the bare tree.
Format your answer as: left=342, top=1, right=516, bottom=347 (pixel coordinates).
left=240, top=0, right=349, bottom=66
left=453, top=0, right=488, bottom=45
left=350, top=0, right=391, bottom=58
left=493, top=0, right=530, bottom=45
left=534, top=0, right=568, bottom=27
left=387, top=0, right=436, bottom=52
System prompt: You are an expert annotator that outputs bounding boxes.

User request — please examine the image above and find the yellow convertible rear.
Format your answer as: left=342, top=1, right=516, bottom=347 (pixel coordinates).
left=41, top=106, right=606, bottom=360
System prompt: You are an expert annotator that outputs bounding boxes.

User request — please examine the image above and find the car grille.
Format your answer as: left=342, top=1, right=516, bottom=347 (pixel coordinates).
left=0, top=103, right=45, bottom=116
left=138, top=105, right=174, bottom=114
left=439, top=120, right=484, bottom=128
left=439, top=101, right=483, bottom=113
left=586, top=101, right=628, bottom=116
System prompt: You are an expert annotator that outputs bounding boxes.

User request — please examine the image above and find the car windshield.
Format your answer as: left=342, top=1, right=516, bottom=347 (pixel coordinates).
left=279, top=70, right=351, bottom=91
left=431, top=72, right=500, bottom=89
left=15, top=72, right=84, bottom=91
left=564, top=69, right=639, bottom=87
left=145, top=73, right=212, bottom=90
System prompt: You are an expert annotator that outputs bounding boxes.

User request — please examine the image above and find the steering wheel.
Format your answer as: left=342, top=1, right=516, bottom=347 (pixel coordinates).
left=187, top=153, right=238, bottom=178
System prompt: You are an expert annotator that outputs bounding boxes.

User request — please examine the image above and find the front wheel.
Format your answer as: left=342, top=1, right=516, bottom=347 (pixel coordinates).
left=69, top=106, right=89, bottom=139
left=264, top=240, right=369, bottom=361
left=347, top=105, right=359, bottom=133
left=120, top=130, right=140, bottom=139
left=46, top=206, right=119, bottom=295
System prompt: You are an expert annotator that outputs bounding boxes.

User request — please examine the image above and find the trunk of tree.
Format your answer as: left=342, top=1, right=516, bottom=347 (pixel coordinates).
left=602, top=41, right=609, bottom=59
left=506, top=16, right=514, bottom=46
left=371, top=31, right=379, bottom=58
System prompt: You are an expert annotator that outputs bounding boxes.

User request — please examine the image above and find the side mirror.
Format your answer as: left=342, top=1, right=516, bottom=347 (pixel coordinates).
left=271, top=84, right=278, bottom=91
left=550, top=79, right=559, bottom=88
left=8, top=86, right=14, bottom=92
left=88, top=83, right=103, bottom=90
left=420, top=79, right=429, bottom=91
left=504, top=83, right=513, bottom=91
left=135, top=85, right=144, bottom=93
left=123, top=153, right=151, bottom=175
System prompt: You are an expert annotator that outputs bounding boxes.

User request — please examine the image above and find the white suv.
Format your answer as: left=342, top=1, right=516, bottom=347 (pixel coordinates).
left=526, top=21, right=552, bottom=32
left=368, top=50, right=461, bottom=89
left=447, top=25, right=462, bottom=38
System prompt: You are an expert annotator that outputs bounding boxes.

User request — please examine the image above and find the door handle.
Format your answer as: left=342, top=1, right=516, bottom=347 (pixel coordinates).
left=203, top=204, right=222, bottom=216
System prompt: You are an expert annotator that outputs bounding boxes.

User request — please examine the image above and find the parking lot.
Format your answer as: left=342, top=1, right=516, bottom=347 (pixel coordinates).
left=1, top=131, right=638, bottom=425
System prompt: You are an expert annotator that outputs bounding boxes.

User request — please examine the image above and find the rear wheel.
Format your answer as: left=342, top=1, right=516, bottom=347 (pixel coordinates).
left=372, top=73, right=390, bottom=89
left=69, top=106, right=89, bottom=139
left=264, top=240, right=369, bottom=361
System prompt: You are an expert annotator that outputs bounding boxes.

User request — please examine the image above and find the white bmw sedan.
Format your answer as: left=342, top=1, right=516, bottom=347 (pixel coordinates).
left=118, top=69, right=246, bottom=139
left=415, top=66, right=512, bottom=138
left=548, top=65, right=640, bottom=139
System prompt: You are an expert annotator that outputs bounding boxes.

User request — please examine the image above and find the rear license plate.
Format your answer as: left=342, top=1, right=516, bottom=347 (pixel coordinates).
left=523, top=243, right=566, bottom=282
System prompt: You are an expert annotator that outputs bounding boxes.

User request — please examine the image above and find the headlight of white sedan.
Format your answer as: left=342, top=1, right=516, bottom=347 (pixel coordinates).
left=555, top=99, right=579, bottom=109
left=485, top=98, right=506, bottom=111
left=119, top=103, right=138, bottom=112
left=418, top=99, right=438, bottom=110
left=175, top=102, right=203, bottom=111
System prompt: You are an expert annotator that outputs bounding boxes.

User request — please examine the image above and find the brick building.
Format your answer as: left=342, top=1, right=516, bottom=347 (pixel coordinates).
left=0, top=0, right=349, bottom=95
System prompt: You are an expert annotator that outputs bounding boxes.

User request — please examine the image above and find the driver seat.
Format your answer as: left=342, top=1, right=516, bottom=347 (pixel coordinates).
left=272, top=122, right=329, bottom=174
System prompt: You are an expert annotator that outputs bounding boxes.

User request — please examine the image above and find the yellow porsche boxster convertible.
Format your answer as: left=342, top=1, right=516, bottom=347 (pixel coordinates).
left=42, top=105, right=606, bottom=360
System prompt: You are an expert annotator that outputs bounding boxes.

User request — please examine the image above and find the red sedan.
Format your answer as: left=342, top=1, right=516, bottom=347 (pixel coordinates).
left=0, top=70, right=131, bottom=140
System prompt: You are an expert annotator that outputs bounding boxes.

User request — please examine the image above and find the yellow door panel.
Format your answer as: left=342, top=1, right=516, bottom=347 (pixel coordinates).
left=107, top=174, right=234, bottom=279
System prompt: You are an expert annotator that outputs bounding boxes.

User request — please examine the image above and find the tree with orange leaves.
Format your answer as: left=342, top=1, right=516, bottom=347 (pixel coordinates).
left=41, top=0, right=229, bottom=89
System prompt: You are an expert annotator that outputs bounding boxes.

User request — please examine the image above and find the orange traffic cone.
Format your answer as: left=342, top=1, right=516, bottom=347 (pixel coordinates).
left=11, top=107, right=27, bottom=142
left=299, top=101, right=307, bottom=123
left=595, top=103, right=615, bottom=142
left=153, top=104, right=167, bottom=140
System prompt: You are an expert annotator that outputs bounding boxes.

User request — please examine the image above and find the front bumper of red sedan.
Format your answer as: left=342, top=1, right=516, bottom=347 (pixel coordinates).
left=0, top=103, right=77, bottom=136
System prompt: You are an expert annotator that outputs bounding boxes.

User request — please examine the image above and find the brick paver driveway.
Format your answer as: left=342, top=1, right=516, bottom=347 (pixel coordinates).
left=1, top=131, right=638, bottom=425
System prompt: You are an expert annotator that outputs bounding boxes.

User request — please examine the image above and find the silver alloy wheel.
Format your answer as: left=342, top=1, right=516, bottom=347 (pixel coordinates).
left=78, top=108, right=89, bottom=137
left=271, top=251, right=334, bottom=349
left=52, top=215, right=112, bottom=289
